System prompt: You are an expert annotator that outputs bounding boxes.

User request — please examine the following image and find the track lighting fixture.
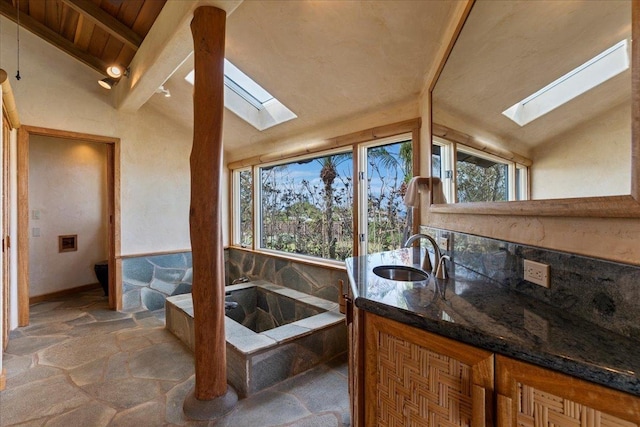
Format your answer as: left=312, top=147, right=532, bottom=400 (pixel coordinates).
left=156, top=85, right=171, bottom=98
left=106, top=65, right=129, bottom=79
left=99, top=65, right=129, bottom=89
left=98, top=77, right=117, bottom=90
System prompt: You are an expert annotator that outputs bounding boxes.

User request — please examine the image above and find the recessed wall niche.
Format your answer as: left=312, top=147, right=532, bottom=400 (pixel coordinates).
left=58, top=235, right=77, bottom=253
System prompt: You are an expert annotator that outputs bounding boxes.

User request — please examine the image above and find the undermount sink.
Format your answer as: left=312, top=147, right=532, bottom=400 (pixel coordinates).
left=373, top=265, right=430, bottom=282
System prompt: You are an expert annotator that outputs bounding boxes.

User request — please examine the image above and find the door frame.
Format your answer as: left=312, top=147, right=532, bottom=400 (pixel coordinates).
left=17, top=126, right=121, bottom=325
left=2, top=113, right=10, bottom=352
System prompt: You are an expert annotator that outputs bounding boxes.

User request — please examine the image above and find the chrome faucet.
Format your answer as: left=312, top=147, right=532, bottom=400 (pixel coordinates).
left=403, top=233, right=442, bottom=276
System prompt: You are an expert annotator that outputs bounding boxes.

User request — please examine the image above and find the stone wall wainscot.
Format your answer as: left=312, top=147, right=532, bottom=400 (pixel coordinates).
left=121, top=252, right=193, bottom=312
left=226, top=248, right=348, bottom=303
left=121, top=249, right=347, bottom=311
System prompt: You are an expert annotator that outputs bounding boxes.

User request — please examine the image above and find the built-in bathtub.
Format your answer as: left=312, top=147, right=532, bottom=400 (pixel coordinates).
left=165, top=280, right=347, bottom=397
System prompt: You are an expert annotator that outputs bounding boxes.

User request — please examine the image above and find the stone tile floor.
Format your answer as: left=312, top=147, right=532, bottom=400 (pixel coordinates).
left=0, top=289, right=350, bottom=426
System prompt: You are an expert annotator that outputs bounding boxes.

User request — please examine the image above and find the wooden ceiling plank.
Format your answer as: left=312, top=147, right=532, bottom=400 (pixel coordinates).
left=101, top=36, right=125, bottom=65
left=87, top=25, right=110, bottom=58
left=131, top=0, right=165, bottom=35
left=60, top=0, right=142, bottom=50
left=45, top=0, right=62, bottom=32
left=73, top=14, right=95, bottom=49
left=60, top=3, right=80, bottom=41
left=97, top=0, right=119, bottom=16
left=0, top=1, right=109, bottom=76
left=58, top=1, right=68, bottom=34
left=28, top=0, right=45, bottom=23
left=117, top=0, right=144, bottom=31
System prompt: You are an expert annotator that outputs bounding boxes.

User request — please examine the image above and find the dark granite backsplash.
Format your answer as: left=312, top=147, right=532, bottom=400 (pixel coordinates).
left=421, top=226, right=640, bottom=340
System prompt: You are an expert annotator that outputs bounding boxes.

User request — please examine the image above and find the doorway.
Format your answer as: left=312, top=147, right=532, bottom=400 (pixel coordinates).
left=17, top=126, right=120, bottom=325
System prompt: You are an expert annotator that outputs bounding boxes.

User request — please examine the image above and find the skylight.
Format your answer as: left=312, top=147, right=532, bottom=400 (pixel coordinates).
left=185, top=59, right=296, bottom=131
left=502, top=39, right=630, bottom=127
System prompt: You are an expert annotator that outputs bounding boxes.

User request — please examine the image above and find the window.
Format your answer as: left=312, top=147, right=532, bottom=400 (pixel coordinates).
left=503, top=39, right=630, bottom=127
left=432, top=141, right=528, bottom=203
left=258, top=151, right=353, bottom=261
left=431, top=139, right=454, bottom=203
left=232, top=169, right=253, bottom=247
left=515, top=164, right=529, bottom=201
left=231, top=131, right=416, bottom=262
left=456, top=147, right=508, bottom=203
left=360, top=137, right=413, bottom=254
left=185, top=59, right=296, bottom=131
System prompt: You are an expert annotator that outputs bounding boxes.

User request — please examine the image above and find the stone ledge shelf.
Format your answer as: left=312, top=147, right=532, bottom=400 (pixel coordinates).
left=166, top=281, right=347, bottom=397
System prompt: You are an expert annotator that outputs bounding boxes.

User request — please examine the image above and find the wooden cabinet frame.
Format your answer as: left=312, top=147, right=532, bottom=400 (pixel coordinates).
left=364, top=312, right=494, bottom=426
left=497, top=355, right=640, bottom=426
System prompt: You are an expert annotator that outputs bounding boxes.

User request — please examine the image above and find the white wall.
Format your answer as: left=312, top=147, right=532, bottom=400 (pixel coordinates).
left=531, top=102, right=630, bottom=199
left=28, top=136, right=107, bottom=297
left=0, top=15, right=194, bottom=256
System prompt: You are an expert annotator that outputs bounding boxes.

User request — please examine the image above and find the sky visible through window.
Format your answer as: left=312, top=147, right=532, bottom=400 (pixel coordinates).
left=263, top=143, right=407, bottom=196
left=258, top=141, right=411, bottom=260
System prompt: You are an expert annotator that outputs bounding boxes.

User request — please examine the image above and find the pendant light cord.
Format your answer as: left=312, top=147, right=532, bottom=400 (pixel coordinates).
left=15, top=0, right=21, bottom=81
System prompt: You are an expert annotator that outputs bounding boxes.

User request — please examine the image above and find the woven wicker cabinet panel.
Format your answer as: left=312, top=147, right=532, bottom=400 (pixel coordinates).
left=516, top=383, right=637, bottom=427
left=364, top=313, right=494, bottom=427
left=496, top=356, right=640, bottom=427
left=377, top=330, right=472, bottom=426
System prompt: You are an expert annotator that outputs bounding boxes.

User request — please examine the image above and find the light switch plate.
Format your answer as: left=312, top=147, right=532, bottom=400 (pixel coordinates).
left=524, top=259, right=550, bottom=288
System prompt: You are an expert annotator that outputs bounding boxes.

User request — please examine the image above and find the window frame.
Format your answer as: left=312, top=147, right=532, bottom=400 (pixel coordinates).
left=228, top=120, right=420, bottom=265
left=231, top=167, right=254, bottom=249
left=256, top=147, right=354, bottom=265
left=357, top=133, right=413, bottom=255
left=433, top=138, right=530, bottom=203
left=432, top=136, right=455, bottom=204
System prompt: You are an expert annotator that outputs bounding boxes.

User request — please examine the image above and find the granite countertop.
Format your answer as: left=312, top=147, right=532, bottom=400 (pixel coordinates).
left=345, top=248, right=640, bottom=397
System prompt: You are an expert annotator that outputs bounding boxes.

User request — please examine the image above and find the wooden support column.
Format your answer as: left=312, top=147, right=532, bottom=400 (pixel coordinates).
left=189, top=6, right=229, bottom=402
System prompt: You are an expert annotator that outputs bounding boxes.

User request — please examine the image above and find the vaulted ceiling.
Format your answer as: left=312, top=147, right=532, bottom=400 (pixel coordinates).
left=0, top=0, right=459, bottom=161
left=0, top=0, right=166, bottom=77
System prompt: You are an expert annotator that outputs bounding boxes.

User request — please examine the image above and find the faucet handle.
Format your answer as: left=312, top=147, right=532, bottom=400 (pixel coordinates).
left=435, top=255, right=450, bottom=280
left=422, top=252, right=433, bottom=273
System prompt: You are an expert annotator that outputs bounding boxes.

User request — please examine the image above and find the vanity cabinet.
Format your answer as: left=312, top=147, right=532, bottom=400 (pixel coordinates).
left=362, top=312, right=494, bottom=426
left=496, top=356, right=640, bottom=426
left=350, top=310, right=640, bottom=426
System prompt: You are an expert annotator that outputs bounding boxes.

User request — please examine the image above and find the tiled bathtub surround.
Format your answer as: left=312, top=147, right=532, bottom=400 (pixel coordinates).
left=225, top=285, right=324, bottom=332
left=121, top=252, right=193, bottom=311
left=226, top=248, right=348, bottom=303
left=166, top=280, right=347, bottom=397
left=420, top=226, right=640, bottom=340
left=121, top=249, right=346, bottom=311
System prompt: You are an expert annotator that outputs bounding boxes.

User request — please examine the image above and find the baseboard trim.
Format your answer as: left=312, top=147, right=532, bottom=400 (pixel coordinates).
left=0, top=368, right=6, bottom=391
left=29, top=283, right=102, bottom=305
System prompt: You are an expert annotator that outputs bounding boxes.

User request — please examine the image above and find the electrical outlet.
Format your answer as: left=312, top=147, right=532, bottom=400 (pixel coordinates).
left=523, top=259, right=550, bottom=288
left=437, top=237, right=449, bottom=251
